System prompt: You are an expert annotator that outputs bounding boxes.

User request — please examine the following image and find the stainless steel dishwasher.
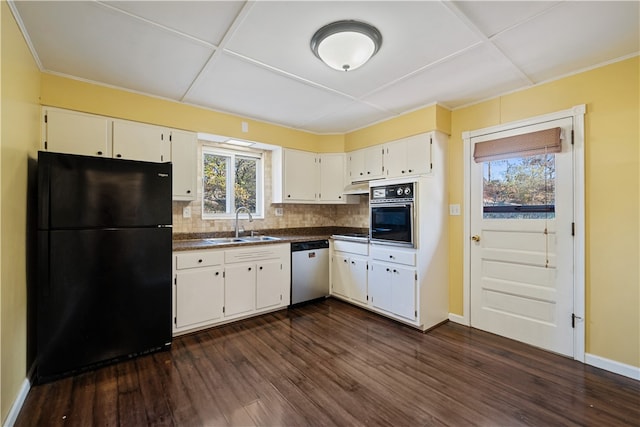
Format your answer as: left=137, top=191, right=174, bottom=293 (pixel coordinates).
left=290, top=240, right=330, bottom=305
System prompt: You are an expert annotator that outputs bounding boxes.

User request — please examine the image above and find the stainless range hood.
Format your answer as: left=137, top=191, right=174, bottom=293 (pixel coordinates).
left=343, top=182, right=370, bottom=195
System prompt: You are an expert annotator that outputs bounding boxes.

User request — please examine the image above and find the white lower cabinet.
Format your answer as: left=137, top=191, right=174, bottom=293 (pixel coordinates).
left=369, top=262, right=416, bottom=321
left=173, top=243, right=290, bottom=335
left=330, top=240, right=368, bottom=305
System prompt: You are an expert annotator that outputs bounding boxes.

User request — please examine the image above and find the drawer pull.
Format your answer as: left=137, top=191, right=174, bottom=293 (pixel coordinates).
left=198, top=259, right=203, bottom=263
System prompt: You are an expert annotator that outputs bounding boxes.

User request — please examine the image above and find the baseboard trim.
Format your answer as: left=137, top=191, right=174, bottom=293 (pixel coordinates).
left=3, top=378, right=30, bottom=427
left=448, top=313, right=468, bottom=326
left=585, top=353, right=640, bottom=381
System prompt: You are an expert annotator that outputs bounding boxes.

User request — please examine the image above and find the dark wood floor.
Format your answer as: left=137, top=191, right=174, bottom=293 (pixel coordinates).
left=16, top=298, right=640, bottom=426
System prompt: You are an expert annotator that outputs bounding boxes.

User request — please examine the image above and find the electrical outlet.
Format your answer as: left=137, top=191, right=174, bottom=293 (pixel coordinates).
left=241, top=121, right=249, bottom=133
left=183, top=206, right=191, bottom=218
left=274, top=207, right=283, bottom=216
left=449, top=204, right=461, bottom=216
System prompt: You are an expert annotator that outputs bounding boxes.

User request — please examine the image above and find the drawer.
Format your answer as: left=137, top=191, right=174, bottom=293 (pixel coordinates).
left=175, top=251, right=224, bottom=270
left=332, top=240, right=369, bottom=256
left=371, top=246, right=416, bottom=266
left=224, top=244, right=287, bottom=263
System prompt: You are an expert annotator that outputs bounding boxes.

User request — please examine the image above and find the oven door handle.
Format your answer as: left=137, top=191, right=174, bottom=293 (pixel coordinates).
left=371, top=203, right=413, bottom=208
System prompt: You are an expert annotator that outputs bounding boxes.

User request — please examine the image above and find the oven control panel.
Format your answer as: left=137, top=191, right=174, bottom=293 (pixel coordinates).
left=370, top=183, right=414, bottom=202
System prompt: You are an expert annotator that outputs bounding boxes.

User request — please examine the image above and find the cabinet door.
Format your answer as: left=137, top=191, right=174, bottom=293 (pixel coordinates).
left=283, top=149, right=318, bottom=201
left=369, top=262, right=392, bottom=312
left=331, top=254, right=350, bottom=298
left=112, top=120, right=168, bottom=163
left=224, top=263, right=256, bottom=317
left=171, top=130, right=197, bottom=201
left=405, top=133, right=431, bottom=176
left=319, top=153, right=346, bottom=202
left=44, top=108, right=111, bottom=158
left=384, top=139, right=407, bottom=178
left=175, top=268, right=224, bottom=329
left=364, top=146, right=384, bottom=179
left=391, top=266, right=417, bottom=320
left=349, top=257, right=368, bottom=304
left=256, top=260, right=285, bottom=310
left=347, top=149, right=365, bottom=182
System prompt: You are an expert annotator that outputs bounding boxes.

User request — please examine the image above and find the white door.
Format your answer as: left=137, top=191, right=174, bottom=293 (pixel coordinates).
left=470, top=117, right=575, bottom=357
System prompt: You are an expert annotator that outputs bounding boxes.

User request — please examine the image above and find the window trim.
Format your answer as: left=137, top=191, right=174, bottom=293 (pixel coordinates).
left=201, top=145, right=264, bottom=220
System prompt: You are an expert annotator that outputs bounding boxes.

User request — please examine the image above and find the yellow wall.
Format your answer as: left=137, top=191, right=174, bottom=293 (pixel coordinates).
left=345, top=104, right=451, bottom=151
left=0, top=1, right=42, bottom=422
left=40, top=73, right=344, bottom=153
left=449, top=57, right=639, bottom=367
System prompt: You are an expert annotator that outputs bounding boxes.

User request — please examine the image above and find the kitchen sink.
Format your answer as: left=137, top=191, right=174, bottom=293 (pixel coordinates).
left=238, top=236, right=281, bottom=242
left=202, top=236, right=281, bottom=245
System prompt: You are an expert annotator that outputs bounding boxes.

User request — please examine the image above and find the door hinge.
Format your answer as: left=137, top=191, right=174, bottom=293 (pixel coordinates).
left=280, top=294, right=283, bottom=301
left=223, top=306, right=225, bottom=314
left=415, top=272, right=418, bottom=280
left=161, top=155, right=164, bottom=162
left=174, top=316, right=177, bottom=325
left=223, top=271, right=225, bottom=278
left=571, top=222, right=575, bottom=236
left=169, top=134, right=172, bottom=142
left=430, top=162, right=433, bottom=170
left=571, top=313, right=583, bottom=328
left=415, top=310, right=417, bottom=317
left=367, top=295, right=369, bottom=301
left=571, top=130, right=574, bottom=145
left=174, top=277, right=177, bottom=285
left=44, top=141, right=48, bottom=150
left=280, top=264, right=283, bottom=270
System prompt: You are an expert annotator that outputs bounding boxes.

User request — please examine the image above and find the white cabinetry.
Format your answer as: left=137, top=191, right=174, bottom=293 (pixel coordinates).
left=369, top=246, right=417, bottom=321
left=383, top=133, right=432, bottom=179
left=43, top=108, right=112, bottom=158
left=42, top=107, right=198, bottom=200
left=272, top=148, right=356, bottom=204
left=173, top=251, right=225, bottom=330
left=330, top=240, right=368, bottom=306
left=170, top=130, right=197, bottom=201
left=347, top=145, right=384, bottom=182
left=172, top=243, right=290, bottom=335
left=112, top=120, right=170, bottom=163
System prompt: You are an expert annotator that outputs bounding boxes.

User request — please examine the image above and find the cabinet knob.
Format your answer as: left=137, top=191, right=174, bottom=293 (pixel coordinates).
left=338, top=195, right=342, bottom=199
left=248, top=267, right=252, bottom=271
left=359, top=172, right=363, bottom=175
left=198, top=259, right=203, bottom=263
left=393, top=269, right=397, bottom=273
left=408, top=169, right=413, bottom=173
left=287, top=195, right=291, bottom=198
left=97, top=151, right=103, bottom=155
left=116, top=154, right=122, bottom=158
left=386, top=268, right=390, bottom=272
left=343, top=259, right=348, bottom=263
left=351, top=261, right=355, bottom=264
left=389, top=255, right=394, bottom=259
left=259, top=266, right=263, bottom=270
left=401, top=170, right=405, bottom=174
left=186, top=190, right=191, bottom=194
left=215, top=272, right=219, bottom=276
left=367, top=171, right=370, bottom=174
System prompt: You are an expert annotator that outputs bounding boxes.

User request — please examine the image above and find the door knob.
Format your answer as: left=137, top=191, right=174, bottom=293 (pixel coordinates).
left=471, top=235, right=481, bottom=242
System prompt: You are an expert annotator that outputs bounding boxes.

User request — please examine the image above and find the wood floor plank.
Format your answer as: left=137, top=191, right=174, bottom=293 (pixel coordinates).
left=16, top=298, right=640, bottom=427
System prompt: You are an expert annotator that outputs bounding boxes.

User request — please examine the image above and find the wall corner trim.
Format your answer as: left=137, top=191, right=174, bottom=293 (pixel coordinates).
left=2, top=378, right=30, bottom=427
left=585, top=353, right=640, bottom=381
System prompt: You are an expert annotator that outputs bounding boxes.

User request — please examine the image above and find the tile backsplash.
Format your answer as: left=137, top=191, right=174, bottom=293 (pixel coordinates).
left=172, top=147, right=369, bottom=234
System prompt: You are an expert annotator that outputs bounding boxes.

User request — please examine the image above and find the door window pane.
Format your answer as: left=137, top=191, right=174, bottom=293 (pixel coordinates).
left=483, top=154, right=555, bottom=219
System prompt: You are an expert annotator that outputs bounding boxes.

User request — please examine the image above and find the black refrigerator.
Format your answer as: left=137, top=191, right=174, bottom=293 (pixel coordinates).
left=35, top=151, right=172, bottom=383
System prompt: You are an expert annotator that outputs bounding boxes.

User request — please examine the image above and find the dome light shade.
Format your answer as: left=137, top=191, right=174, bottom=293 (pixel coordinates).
left=311, top=20, right=382, bottom=72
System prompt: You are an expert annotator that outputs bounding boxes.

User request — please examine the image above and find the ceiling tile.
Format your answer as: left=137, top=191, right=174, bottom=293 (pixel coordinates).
left=15, top=1, right=214, bottom=100
left=183, top=54, right=355, bottom=129
left=224, top=1, right=481, bottom=98
left=492, top=1, right=640, bottom=82
left=364, top=44, right=527, bottom=112
left=452, top=1, right=562, bottom=38
left=105, top=1, right=245, bottom=46
left=300, top=102, right=392, bottom=134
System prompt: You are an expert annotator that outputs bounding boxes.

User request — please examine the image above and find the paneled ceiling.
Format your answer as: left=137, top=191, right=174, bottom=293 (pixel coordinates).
left=11, top=1, right=639, bottom=134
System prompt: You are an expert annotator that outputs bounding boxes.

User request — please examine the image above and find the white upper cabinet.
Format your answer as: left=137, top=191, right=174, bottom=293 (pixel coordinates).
left=318, top=153, right=348, bottom=203
left=112, top=120, right=170, bottom=163
left=43, top=108, right=112, bottom=158
left=170, top=130, right=197, bottom=201
left=272, top=148, right=356, bottom=204
left=383, top=133, right=432, bottom=179
left=347, top=145, right=384, bottom=182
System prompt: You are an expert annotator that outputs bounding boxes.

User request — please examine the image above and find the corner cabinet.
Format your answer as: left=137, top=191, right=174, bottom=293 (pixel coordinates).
left=42, top=106, right=198, bottom=201
left=172, top=243, right=290, bottom=336
left=272, top=148, right=358, bottom=204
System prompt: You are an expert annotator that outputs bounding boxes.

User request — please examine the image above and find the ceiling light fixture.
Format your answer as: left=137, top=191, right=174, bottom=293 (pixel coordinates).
left=310, top=20, right=382, bottom=72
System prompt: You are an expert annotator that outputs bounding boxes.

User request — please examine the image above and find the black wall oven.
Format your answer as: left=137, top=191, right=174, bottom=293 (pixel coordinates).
left=370, top=183, right=415, bottom=247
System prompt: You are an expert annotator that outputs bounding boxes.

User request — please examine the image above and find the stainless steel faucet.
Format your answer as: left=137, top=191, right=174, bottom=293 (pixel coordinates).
left=234, top=206, right=253, bottom=238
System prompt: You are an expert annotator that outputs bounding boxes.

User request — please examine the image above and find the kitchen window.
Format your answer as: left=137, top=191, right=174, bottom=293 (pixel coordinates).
left=202, top=146, right=263, bottom=219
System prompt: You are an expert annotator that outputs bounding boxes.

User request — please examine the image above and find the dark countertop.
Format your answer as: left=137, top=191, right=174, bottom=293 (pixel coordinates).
left=172, top=226, right=367, bottom=252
